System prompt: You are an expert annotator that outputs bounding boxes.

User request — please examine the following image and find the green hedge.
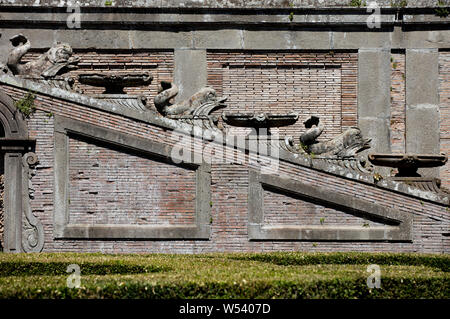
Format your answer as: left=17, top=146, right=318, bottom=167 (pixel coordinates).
left=231, top=252, right=450, bottom=272
left=0, top=252, right=448, bottom=299
left=0, top=261, right=168, bottom=276
left=2, top=277, right=448, bottom=299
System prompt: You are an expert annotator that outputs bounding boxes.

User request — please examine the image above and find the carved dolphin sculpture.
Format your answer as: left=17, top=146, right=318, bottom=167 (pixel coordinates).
left=6, top=34, right=79, bottom=78
left=299, top=116, right=371, bottom=158
left=154, top=80, right=226, bottom=116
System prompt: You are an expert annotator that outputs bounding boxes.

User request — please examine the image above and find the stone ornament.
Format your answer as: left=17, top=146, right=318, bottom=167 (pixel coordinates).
left=154, top=80, right=227, bottom=130
left=368, top=153, right=449, bottom=194
left=154, top=80, right=227, bottom=116
left=21, top=152, right=44, bottom=252
left=77, top=73, right=153, bottom=111
left=221, top=112, right=299, bottom=130
left=281, top=136, right=374, bottom=175
left=77, top=73, right=153, bottom=94
left=6, top=34, right=79, bottom=79
left=295, top=116, right=371, bottom=158
left=2, top=34, right=79, bottom=91
left=368, top=153, right=448, bottom=177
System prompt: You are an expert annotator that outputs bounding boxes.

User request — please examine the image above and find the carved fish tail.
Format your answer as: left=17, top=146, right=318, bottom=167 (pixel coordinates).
left=154, top=81, right=179, bottom=115
left=7, top=40, right=31, bottom=75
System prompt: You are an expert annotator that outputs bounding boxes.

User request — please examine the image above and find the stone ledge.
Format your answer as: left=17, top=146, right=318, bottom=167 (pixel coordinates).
left=61, top=224, right=211, bottom=239
left=0, top=11, right=400, bottom=26
left=1, top=28, right=449, bottom=52
left=0, top=10, right=449, bottom=27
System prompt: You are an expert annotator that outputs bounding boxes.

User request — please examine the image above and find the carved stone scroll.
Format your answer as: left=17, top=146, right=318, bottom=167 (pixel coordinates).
left=21, top=152, right=44, bottom=252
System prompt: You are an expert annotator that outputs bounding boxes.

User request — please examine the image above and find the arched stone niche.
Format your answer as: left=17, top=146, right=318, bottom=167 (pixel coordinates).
left=0, top=89, right=44, bottom=252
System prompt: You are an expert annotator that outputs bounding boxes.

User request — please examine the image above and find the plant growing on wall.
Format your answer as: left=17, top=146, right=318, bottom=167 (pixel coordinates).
left=373, top=172, right=383, bottom=182
left=14, top=92, right=36, bottom=117
left=289, top=12, right=294, bottom=21
left=390, top=0, right=408, bottom=8
left=288, top=1, right=294, bottom=22
left=435, top=1, right=449, bottom=17
left=350, top=0, right=366, bottom=7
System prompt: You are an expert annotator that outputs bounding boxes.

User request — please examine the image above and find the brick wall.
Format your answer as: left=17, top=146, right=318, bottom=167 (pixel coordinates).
left=439, top=51, right=450, bottom=190
left=0, top=84, right=189, bottom=252
left=2, top=45, right=449, bottom=253
left=209, top=163, right=448, bottom=253
left=207, top=51, right=358, bottom=140
left=263, top=186, right=385, bottom=227
left=21, top=50, right=174, bottom=108
left=68, top=135, right=196, bottom=226
left=2, top=84, right=448, bottom=253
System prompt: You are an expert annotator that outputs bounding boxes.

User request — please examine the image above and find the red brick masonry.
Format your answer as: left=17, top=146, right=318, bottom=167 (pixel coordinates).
left=0, top=82, right=447, bottom=253
left=207, top=51, right=357, bottom=139
left=0, top=49, right=448, bottom=253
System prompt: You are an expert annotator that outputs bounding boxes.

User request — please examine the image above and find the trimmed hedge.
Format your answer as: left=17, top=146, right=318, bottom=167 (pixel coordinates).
left=231, top=252, right=450, bottom=272
left=2, top=277, right=448, bottom=299
left=0, top=252, right=448, bottom=299
left=0, top=261, right=168, bottom=277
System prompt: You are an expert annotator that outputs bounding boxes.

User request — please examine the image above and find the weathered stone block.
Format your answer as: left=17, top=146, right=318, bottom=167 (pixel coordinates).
left=406, top=49, right=440, bottom=177
left=358, top=117, right=391, bottom=154
left=358, top=49, right=391, bottom=118
left=129, top=30, right=193, bottom=49
left=174, top=49, right=207, bottom=103
left=358, top=49, right=391, bottom=157
left=193, top=29, right=242, bottom=49
left=243, top=30, right=330, bottom=50
left=55, top=30, right=130, bottom=49
left=406, top=49, right=439, bottom=106
left=406, top=104, right=441, bottom=176
left=332, top=31, right=391, bottom=49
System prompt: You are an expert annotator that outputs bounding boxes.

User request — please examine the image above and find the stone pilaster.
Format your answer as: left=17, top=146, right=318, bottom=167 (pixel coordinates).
left=405, top=48, right=440, bottom=177
left=173, top=49, right=207, bottom=103
left=358, top=48, right=391, bottom=174
left=3, top=153, right=23, bottom=252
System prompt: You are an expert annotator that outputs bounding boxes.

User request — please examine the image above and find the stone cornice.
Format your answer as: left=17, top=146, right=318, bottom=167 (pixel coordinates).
left=0, top=3, right=449, bottom=28
left=0, top=0, right=447, bottom=9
